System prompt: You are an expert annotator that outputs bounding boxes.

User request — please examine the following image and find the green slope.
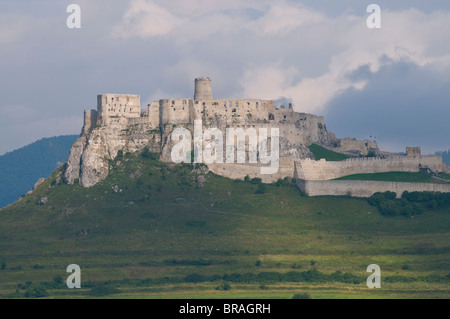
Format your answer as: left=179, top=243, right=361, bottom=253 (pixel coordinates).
left=335, top=172, right=450, bottom=183
left=0, top=135, right=78, bottom=208
left=309, top=144, right=348, bottom=161
left=0, top=151, right=449, bottom=299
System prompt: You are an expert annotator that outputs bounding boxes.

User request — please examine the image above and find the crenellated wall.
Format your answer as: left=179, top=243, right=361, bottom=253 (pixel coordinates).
left=295, top=156, right=448, bottom=181
left=71, top=77, right=448, bottom=192
left=97, top=94, right=140, bottom=123
left=297, top=179, right=450, bottom=198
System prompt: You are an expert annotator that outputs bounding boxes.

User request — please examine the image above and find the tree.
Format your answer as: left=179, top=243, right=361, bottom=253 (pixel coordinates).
left=255, top=183, right=266, bottom=194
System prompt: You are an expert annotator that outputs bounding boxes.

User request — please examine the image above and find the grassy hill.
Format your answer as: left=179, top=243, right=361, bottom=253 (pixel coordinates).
left=335, top=172, right=450, bottom=184
left=308, top=144, right=348, bottom=161
left=0, top=150, right=449, bottom=299
left=0, top=135, right=78, bottom=208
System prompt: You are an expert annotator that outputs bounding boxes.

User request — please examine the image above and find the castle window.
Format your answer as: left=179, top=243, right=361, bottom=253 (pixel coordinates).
left=195, top=101, right=199, bottom=104
left=247, top=102, right=250, bottom=106
left=117, top=97, right=120, bottom=102
left=269, top=113, right=274, bottom=120
left=172, top=100, right=175, bottom=105
left=224, top=102, right=226, bottom=107
left=232, top=108, right=236, bottom=113
left=203, top=102, right=205, bottom=106
left=112, top=98, right=114, bottom=102
left=130, top=108, right=132, bottom=111
left=284, top=115, right=286, bottom=119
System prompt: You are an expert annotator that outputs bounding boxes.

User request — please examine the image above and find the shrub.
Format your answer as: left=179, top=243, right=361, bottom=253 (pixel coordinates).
left=25, top=285, right=49, bottom=298
left=250, top=177, right=262, bottom=184
left=185, top=273, right=207, bottom=283
left=255, top=183, right=266, bottom=194
left=141, top=147, right=158, bottom=160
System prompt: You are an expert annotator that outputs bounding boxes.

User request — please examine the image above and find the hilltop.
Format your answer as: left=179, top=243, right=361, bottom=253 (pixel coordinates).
left=1, top=150, right=449, bottom=298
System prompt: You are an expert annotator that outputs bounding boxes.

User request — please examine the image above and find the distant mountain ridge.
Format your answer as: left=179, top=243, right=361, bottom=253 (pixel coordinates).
left=436, top=149, right=450, bottom=165
left=0, top=135, right=78, bottom=208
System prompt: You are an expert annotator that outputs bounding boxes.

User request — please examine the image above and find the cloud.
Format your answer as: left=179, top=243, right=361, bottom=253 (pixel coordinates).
left=247, top=2, right=325, bottom=36
left=239, top=7, right=450, bottom=115
left=0, top=13, right=32, bottom=46
left=111, top=0, right=186, bottom=38
left=1, top=0, right=450, bottom=154
left=324, top=60, right=450, bottom=153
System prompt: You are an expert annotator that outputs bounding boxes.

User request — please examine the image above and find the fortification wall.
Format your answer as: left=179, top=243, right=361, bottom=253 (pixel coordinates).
left=296, top=179, right=450, bottom=198
left=194, top=99, right=276, bottom=124
left=337, top=138, right=378, bottom=156
left=295, top=156, right=448, bottom=181
left=83, top=109, right=98, bottom=134
left=147, top=101, right=160, bottom=128
left=97, top=94, right=140, bottom=122
left=159, top=99, right=191, bottom=125
left=208, top=157, right=294, bottom=183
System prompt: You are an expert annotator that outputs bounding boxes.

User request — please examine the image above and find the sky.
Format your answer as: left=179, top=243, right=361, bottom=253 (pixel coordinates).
left=1, top=0, right=450, bottom=155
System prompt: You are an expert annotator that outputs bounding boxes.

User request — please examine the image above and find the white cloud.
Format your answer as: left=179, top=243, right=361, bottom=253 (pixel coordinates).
left=0, top=14, right=30, bottom=45
left=111, top=0, right=186, bottom=38
left=2, top=0, right=450, bottom=153
left=246, top=2, right=325, bottom=36
left=239, top=6, right=450, bottom=114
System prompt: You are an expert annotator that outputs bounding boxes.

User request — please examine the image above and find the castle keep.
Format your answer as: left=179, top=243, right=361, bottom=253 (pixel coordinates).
left=65, top=78, right=450, bottom=197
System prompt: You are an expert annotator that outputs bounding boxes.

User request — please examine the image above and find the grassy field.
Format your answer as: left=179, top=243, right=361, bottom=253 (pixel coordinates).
left=0, top=151, right=449, bottom=299
left=335, top=171, right=450, bottom=184
left=308, top=144, right=349, bottom=161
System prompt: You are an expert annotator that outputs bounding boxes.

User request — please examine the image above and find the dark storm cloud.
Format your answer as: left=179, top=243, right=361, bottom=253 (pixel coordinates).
left=324, top=60, right=450, bottom=153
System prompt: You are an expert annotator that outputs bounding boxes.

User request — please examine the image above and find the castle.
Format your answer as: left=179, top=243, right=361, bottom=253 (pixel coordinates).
left=64, top=78, right=450, bottom=197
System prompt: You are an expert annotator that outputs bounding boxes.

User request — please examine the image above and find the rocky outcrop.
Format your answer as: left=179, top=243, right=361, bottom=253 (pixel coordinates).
left=64, top=118, right=161, bottom=187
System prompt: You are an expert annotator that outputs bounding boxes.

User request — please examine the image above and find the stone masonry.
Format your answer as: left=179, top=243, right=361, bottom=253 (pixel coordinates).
left=64, top=78, right=448, bottom=195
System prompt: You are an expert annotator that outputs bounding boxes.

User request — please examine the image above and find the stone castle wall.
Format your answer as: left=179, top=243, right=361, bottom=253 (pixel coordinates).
left=336, top=138, right=378, bottom=156
left=297, top=179, right=450, bottom=198
left=97, top=94, right=140, bottom=123
left=295, top=156, right=448, bottom=181
left=69, top=77, right=447, bottom=192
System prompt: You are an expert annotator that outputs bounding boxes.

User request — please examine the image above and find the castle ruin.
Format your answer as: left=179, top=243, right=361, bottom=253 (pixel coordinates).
left=65, top=78, right=450, bottom=197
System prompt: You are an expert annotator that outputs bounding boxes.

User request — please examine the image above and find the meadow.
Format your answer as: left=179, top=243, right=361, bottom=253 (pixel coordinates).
left=0, top=151, right=449, bottom=298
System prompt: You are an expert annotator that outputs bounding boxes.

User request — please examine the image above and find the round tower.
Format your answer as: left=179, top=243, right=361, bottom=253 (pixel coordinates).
left=194, top=77, right=213, bottom=100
